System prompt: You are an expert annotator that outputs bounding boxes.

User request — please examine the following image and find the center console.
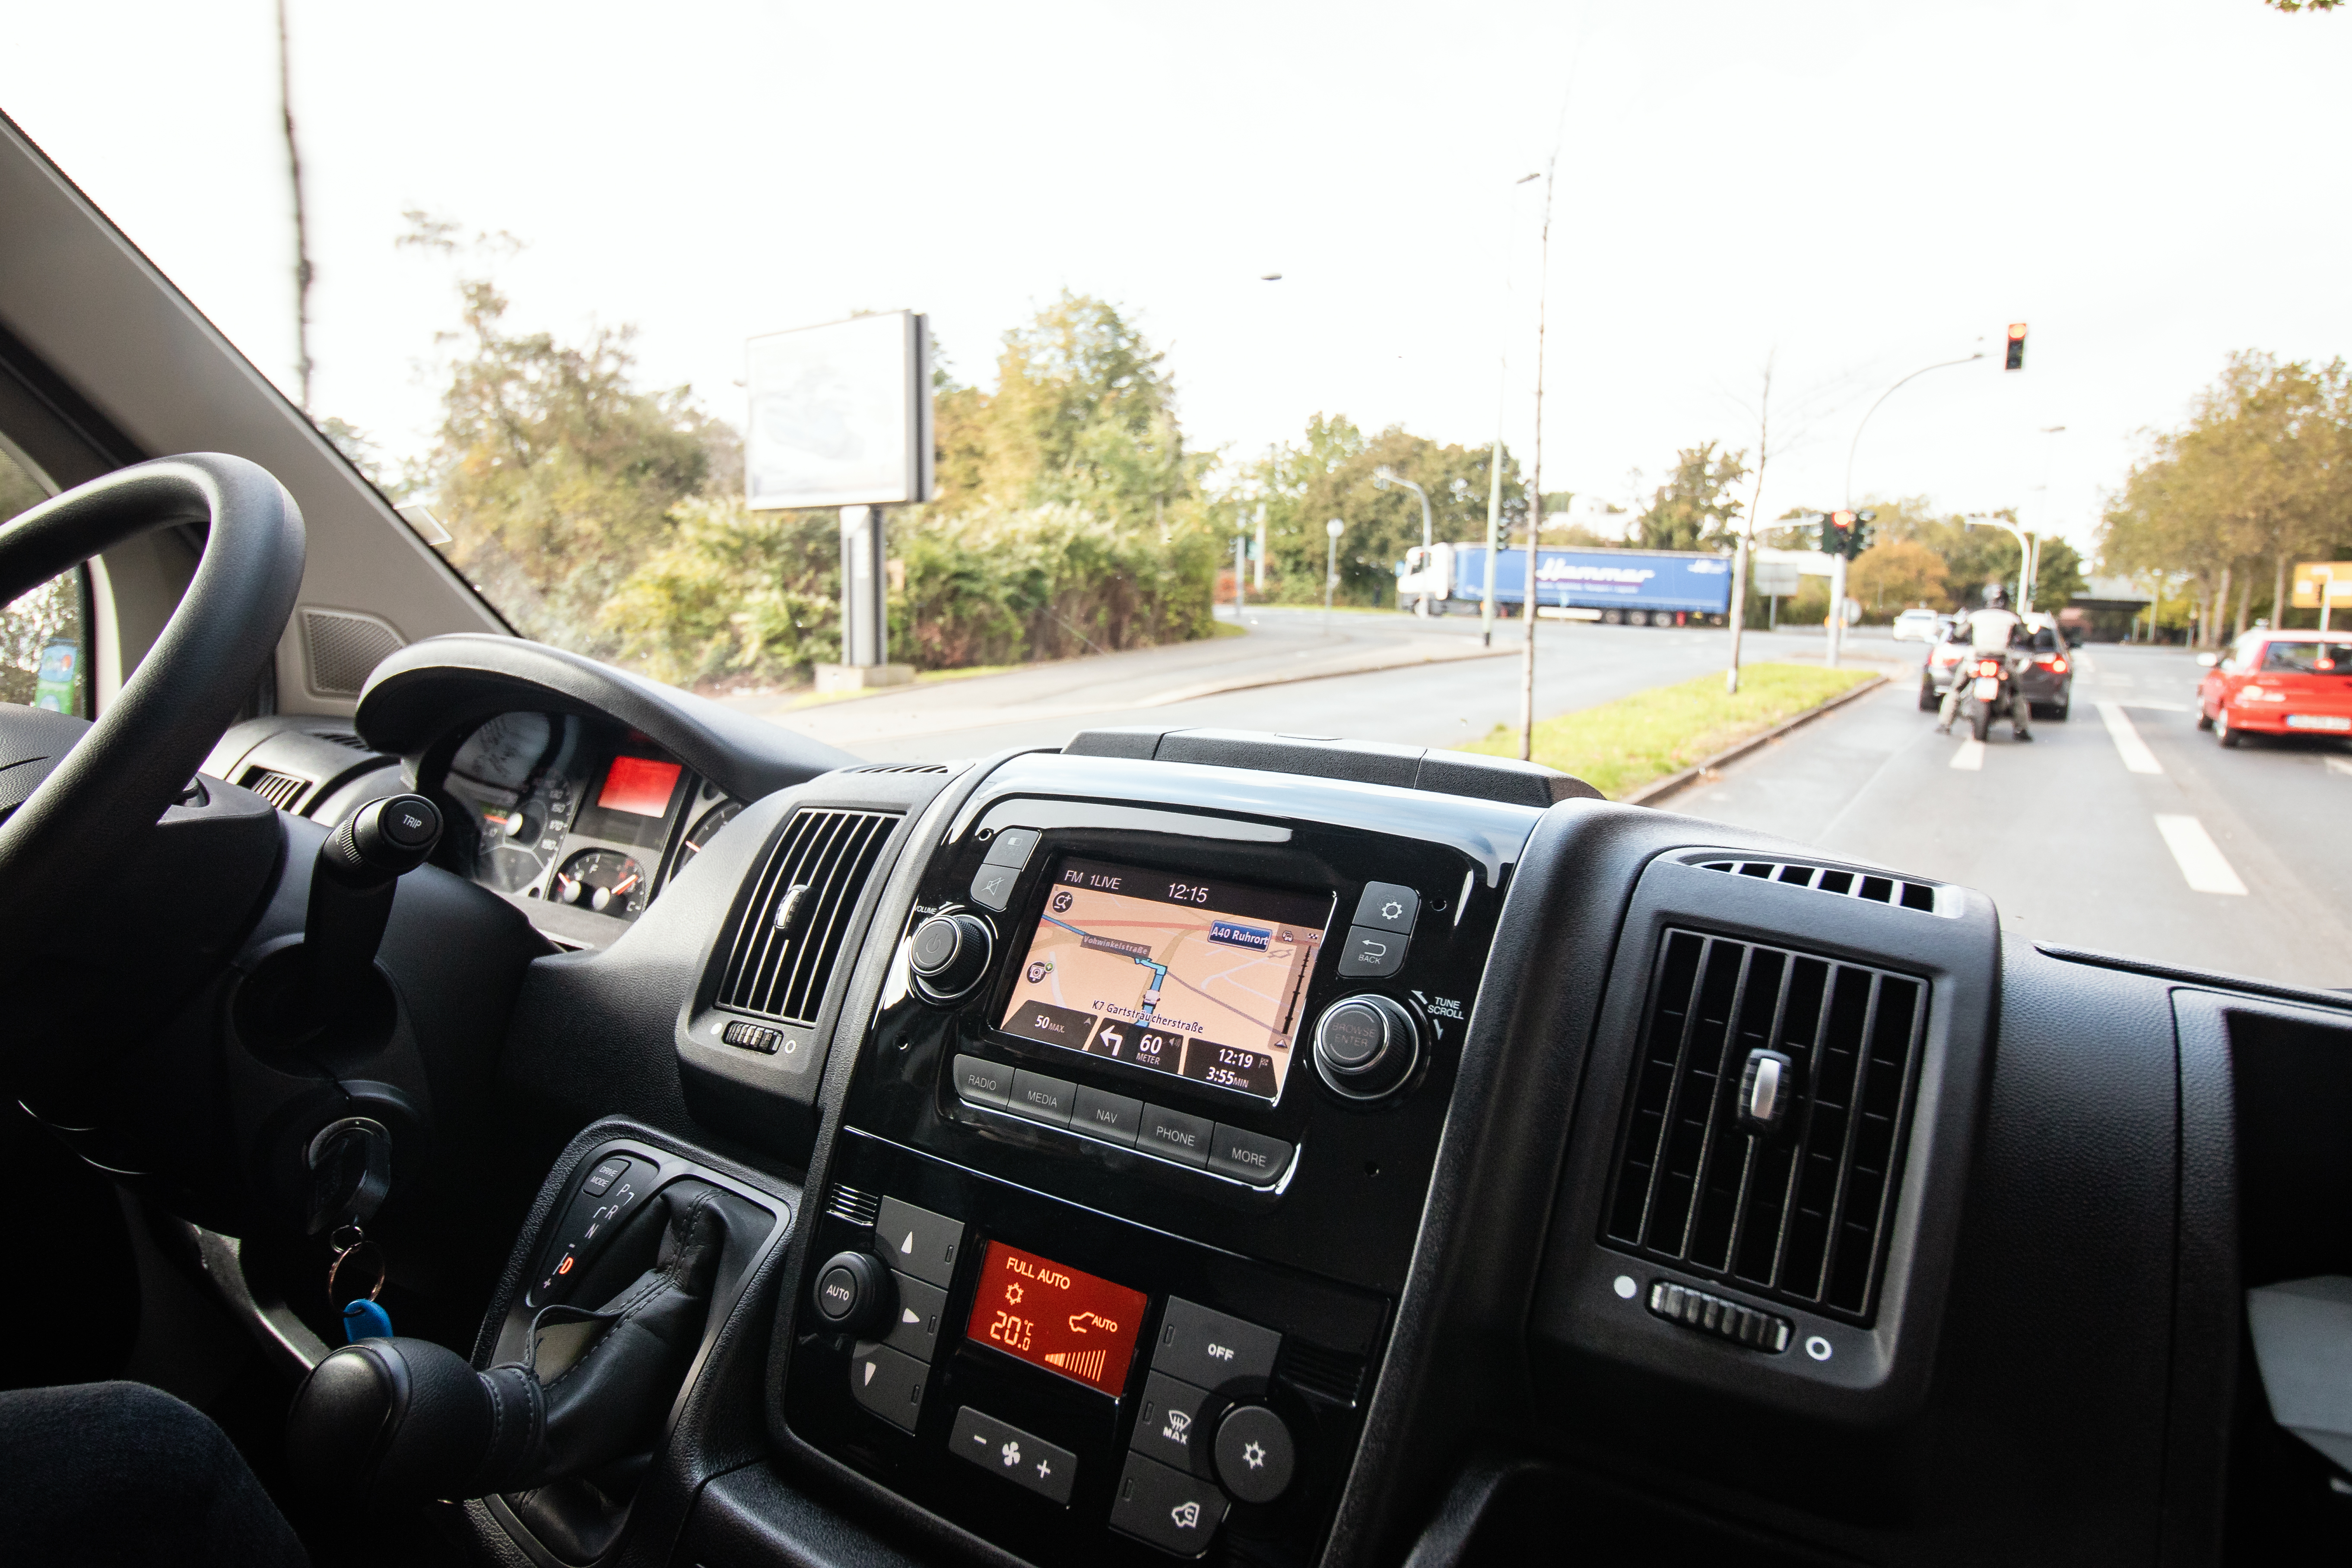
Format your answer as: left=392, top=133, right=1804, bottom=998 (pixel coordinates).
left=777, top=752, right=1547, bottom=1565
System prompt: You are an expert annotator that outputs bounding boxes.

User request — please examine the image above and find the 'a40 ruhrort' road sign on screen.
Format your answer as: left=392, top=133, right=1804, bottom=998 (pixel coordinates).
left=745, top=311, right=934, bottom=510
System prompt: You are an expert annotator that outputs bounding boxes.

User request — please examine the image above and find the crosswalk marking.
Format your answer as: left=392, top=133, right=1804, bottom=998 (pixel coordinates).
left=2098, top=702, right=2165, bottom=774
left=2154, top=815, right=2247, bottom=895
left=1949, top=738, right=1985, bottom=771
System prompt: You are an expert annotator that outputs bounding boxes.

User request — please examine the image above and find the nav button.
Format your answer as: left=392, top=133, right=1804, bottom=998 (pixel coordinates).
left=1073, top=1085, right=1144, bottom=1146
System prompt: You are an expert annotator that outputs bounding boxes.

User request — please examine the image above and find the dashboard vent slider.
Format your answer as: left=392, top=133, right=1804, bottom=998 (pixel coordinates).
left=716, top=809, right=900, bottom=1027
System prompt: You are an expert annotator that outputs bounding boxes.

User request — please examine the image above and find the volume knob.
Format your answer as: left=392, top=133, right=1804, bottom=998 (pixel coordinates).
left=909, top=914, right=993, bottom=1004
left=1312, top=993, right=1420, bottom=1098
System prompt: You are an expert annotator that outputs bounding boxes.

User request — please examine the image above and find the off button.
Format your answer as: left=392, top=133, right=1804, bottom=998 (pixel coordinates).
left=1151, top=1296, right=1279, bottom=1392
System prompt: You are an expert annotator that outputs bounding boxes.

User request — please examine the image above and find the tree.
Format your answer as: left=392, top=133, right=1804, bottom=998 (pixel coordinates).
left=1850, top=539, right=1946, bottom=615
left=1634, top=443, right=1749, bottom=551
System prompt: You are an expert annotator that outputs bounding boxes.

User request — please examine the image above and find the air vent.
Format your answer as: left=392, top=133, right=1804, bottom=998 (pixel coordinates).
left=239, top=766, right=308, bottom=811
left=825, top=1183, right=882, bottom=1228
left=1278, top=1343, right=1368, bottom=1407
left=715, top=809, right=901, bottom=1026
left=843, top=763, right=951, bottom=775
left=308, top=729, right=375, bottom=752
left=1604, top=929, right=1927, bottom=1324
left=1698, top=858, right=1940, bottom=914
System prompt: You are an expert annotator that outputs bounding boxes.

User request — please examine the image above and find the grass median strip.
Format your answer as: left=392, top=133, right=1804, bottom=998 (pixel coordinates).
left=1460, top=662, right=1879, bottom=800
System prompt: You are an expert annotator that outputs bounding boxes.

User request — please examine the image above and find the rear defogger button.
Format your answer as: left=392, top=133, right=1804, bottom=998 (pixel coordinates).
left=1152, top=1296, right=1280, bottom=1392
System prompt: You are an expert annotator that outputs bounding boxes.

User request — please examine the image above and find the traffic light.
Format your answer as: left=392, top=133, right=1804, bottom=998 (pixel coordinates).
left=1819, top=509, right=1875, bottom=559
left=2005, top=322, right=2027, bottom=371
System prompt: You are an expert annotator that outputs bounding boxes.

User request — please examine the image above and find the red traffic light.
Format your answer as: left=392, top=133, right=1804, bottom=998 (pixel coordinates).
left=1830, top=510, right=1856, bottom=529
left=2006, top=322, right=2028, bottom=340
left=2005, top=322, right=2027, bottom=371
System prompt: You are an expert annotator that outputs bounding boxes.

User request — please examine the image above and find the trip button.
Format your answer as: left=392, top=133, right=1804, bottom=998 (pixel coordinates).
left=873, top=1196, right=963, bottom=1289
left=970, top=863, right=1020, bottom=911
left=1010, top=1069, right=1077, bottom=1125
left=949, top=1405, right=1076, bottom=1506
left=1133, top=1371, right=1216, bottom=1477
left=849, top=1341, right=929, bottom=1432
left=882, top=1270, right=948, bottom=1362
left=1140, top=1105, right=1213, bottom=1167
left=952, top=1054, right=1012, bottom=1107
left=980, top=827, right=1041, bottom=868
left=1152, top=1297, right=1280, bottom=1391
left=1109, top=1451, right=1228, bottom=1557
left=1335, top=924, right=1406, bottom=978
left=1073, top=1085, right=1143, bottom=1145
left=1207, top=1124, right=1292, bottom=1186
left=1351, top=880, right=1420, bottom=935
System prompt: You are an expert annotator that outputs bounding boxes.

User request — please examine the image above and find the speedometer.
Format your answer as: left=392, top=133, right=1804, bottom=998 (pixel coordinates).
left=552, top=849, right=651, bottom=920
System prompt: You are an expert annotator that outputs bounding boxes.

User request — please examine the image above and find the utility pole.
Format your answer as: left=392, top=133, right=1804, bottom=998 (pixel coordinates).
left=1481, top=436, right=1502, bottom=647
left=1374, top=467, right=1433, bottom=615
left=1324, top=518, right=1344, bottom=631
left=1519, top=160, right=1557, bottom=765
left=1253, top=501, right=1267, bottom=594
left=276, top=0, right=314, bottom=413
left=1234, top=527, right=1247, bottom=616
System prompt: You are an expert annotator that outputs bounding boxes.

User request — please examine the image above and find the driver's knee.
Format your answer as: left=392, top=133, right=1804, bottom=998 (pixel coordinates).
left=0, top=1381, right=307, bottom=1567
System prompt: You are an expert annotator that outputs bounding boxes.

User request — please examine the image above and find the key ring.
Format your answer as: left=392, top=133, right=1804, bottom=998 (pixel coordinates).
left=328, top=1232, right=385, bottom=1306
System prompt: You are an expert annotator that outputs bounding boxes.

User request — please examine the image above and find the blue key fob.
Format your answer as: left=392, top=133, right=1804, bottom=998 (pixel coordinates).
left=343, top=1298, right=394, bottom=1343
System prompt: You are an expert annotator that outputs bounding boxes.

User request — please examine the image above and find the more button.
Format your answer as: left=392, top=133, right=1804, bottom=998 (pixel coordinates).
left=1206, top=1124, right=1292, bottom=1186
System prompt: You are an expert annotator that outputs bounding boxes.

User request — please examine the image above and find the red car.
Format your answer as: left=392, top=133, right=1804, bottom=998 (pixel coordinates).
left=2196, top=629, right=2352, bottom=746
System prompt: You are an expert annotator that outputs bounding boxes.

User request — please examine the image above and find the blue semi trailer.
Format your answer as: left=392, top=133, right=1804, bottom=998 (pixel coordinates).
left=1394, top=542, right=1733, bottom=623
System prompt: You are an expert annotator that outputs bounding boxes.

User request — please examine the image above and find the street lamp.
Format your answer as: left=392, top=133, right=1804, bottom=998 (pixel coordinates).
left=1324, top=517, right=1345, bottom=630
left=1836, top=350, right=1987, bottom=667
left=1962, top=513, right=2036, bottom=612
left=1373, top=466, right=1434, bottom=616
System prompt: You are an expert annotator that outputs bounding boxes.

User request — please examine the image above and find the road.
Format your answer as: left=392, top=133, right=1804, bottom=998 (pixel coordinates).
left=1669, top=641, right=2352, bottom=992
left=766, top=606, right=1889, bottom=761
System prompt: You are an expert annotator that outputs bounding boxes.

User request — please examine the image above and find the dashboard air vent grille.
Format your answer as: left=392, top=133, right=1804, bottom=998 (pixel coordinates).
left=1278, top=1343, right=1368, bottom=1407
left=239, top=766, right=308, bottom=811
left=308, top=729, right=375, bottom=752
left=716, top=809, right=901, bottom=1026
left=1604, top=929, right=1927, bottom=1324
left=1698, top=858, right=1939, bottom=913
left=825, top=1183, right=882, bottom=1228
left=844, top=763, right=951, bottom=775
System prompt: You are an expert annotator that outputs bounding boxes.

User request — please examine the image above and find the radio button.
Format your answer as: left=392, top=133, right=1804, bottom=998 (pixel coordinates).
left=1334, top=924, right=1406, bottom=978
left=1109, top=1452, right=1228, bottom=1557
left=1073, top=1085, right=1144, bottom=1145
left=1140, top=1105, right=1213, bottom=1167
left=848, top=1341, right=929, bottom=1432
left=1133, top=1371, right=1216, bottom=1476
left=1206, top=1125, right=1292, bottom=1186
left=1010, top=1069, right=1077, bottom=1125
left=952, top=1054, right=1012, bottom=1108
left=1152, top=1297, right=1279, bottom=1391
left=1351, top=880, right=1420, bottom=935
left=874, top=1197, right=964, bottom=1289
left=979, top=826, right=1041, bottom=868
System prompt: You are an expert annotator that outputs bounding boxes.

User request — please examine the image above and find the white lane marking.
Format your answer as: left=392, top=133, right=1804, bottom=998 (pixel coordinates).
left=2098, top=701, right=2165, bottom=774
left=2117, top=700, right=2190, bottom=713
left=1949, top=738, right=1986, bottom=771
left=2154, top=815, right=2249, bottom=896
left=2327, top=756, right=2352, bottom=778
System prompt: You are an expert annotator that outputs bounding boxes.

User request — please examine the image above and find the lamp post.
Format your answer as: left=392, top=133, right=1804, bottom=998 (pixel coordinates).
left=1325, top=517, right=1344, bottom=630
left=1373, top=467, right=1434, bottom=615
left=1963, top=514, right=2036, bottom=611
left=1838, top=351, right=1986, bottom=667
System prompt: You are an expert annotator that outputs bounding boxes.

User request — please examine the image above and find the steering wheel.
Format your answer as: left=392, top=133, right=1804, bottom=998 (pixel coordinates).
left=0, top=454, right=305, bottom=903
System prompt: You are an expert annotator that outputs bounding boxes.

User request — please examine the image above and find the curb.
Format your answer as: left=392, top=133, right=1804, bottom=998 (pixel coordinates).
left=1623, top=673, right=1891, bottom=808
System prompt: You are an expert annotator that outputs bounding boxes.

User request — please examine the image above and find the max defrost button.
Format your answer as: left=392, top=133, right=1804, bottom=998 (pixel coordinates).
left=1140, top=1105, right=1213, bottom=1167
left=953, top=1055, right=1011, bottom=1107
left=849, top=1341, right=928, bottom=1432
left=1110, top=1452, right=1228, bottom=1557
left=874, top=1196, right=963, bottom=1289
left=1133, top=1372, right=1216, bottom=1476
left=1010, top=1069, right=1076, bottom=1125
left=1207, top=1124, right=1292, bottom=1186
left=1351, top=880, right=1420, bottom=935
left=949, top=1405, right=1075, bottom=1506
left=1152, top=1297, right=1280, bottom=1390
left=1073, top=1085, right=1143, bottom=1145
left=1335, top=925, right=1406, bottom=978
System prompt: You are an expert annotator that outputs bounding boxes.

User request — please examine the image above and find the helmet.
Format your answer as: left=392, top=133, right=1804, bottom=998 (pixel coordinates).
left=1982, top=583, right=2009, bottom=609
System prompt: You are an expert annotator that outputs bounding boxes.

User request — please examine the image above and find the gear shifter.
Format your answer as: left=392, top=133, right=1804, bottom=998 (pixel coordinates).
left=286, top=1182, right=727, bottom=1512
left=303, top=793, right=441, bottom=1022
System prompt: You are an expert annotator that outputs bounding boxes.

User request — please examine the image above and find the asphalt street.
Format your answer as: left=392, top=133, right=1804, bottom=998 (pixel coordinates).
left=787, top=607, right=1882, bottom=761
left=1671, top=641, right=2352, bottom=992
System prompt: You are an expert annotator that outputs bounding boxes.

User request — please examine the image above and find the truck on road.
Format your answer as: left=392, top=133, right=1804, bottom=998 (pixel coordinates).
left=1394, top=541, right=1733, bottom=625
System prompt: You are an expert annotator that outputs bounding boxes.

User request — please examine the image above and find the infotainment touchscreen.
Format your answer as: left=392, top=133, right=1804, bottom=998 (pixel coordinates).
left=997, top=856, right=1333, bottom=1100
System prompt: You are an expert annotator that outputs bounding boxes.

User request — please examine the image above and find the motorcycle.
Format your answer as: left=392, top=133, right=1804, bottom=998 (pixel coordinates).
left=1953, top=650, right=2028, bottom=741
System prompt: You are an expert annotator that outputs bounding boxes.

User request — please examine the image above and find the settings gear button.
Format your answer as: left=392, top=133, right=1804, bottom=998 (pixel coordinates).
left=1350, top=880, right=1419, bottom=936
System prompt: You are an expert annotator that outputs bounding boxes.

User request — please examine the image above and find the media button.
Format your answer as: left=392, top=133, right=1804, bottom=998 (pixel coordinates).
left=1109, top=1451, right=1228, bottom=1557
left=1133, top=1371, right=1215, bottom=1476
left=1206, top=1124, right=1292, bottom=1186
left=1334, top=924, right=1406, bottom=978
left=1152, top=1297, right=1279, bottom=1391
left=952, top=1054, right=1011, bottom=1108
left=1351, top=880, right=1420, bottom=935
left=1140, top=1104, right=1213, bottom=1167
left=1010, top=1069, right=1077, bottom=1125
left=1073, top=1085, right=1144, bottom=1146
left=949, top=1404, right=1076, bottom=1506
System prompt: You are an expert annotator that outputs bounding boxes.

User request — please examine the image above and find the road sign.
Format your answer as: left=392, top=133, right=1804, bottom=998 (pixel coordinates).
left=1751, top=562, right=1803, bottom=597
left=2290, top=562, right=2352, bottom=608
left=747, top=311, right=933, bottom=510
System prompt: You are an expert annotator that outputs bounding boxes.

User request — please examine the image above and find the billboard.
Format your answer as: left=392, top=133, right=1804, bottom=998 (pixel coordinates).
left=746, top=311, right=933, bottom=510
left=2291, top=562, right=2352, bottom=608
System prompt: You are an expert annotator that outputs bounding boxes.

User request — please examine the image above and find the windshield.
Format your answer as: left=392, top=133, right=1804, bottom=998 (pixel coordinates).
left=7, top=3, right=2352, bottom=990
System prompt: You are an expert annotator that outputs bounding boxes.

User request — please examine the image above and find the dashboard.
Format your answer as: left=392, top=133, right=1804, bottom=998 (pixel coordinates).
left=187, top=632, right=2348, bottom=1568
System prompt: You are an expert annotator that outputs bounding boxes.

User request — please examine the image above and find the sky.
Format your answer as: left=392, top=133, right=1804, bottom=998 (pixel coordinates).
left=4, top=0, right=2348, bottom=560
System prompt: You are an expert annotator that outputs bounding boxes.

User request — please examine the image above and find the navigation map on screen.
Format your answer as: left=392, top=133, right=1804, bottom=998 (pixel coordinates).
left=997, top=857, right=1332, bottom=1100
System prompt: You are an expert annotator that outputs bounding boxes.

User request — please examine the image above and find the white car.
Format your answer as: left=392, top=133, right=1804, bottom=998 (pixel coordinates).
left=1892, top=606, right=1946, bottom=643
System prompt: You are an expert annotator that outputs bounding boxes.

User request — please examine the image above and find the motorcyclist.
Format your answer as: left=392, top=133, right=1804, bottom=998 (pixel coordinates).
left=1934, top=585, right=2035, bottom=740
